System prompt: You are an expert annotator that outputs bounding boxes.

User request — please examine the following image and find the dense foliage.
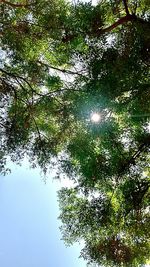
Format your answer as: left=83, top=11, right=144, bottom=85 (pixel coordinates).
left=0, top=0, right=150, bottom=266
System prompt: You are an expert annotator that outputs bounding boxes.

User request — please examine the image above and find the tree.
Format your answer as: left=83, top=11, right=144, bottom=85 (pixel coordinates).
left=58, top=179, right=150, bottom=266
left=0, top=0, right=150, bottom=265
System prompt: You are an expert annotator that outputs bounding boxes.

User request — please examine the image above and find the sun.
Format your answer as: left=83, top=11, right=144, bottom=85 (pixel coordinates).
left=91, top=112, right=101, bottom=123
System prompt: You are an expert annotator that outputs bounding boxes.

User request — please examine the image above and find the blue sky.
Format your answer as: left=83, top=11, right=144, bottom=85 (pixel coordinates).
left=0, top=163, right=149, bottom=267
left=0, top=162, right=86, bottom=267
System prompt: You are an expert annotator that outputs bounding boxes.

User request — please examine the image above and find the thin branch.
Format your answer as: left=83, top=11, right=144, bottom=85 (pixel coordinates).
left=0, top=117, right=8, bottom=129
left=0, top=68, right=36, bottom=95
left=32, top=117, right=49, bottom=159
left=130, top=142, right=149, bottom=162
left=0, top=68, right=82, bottom=109
left=119, top=139, right=150, bottom=174
left=122, top=0, right=130, bottom=15
left=37, top=61, right=85, bottom=77
left=0, top=68, right=26, bottom=82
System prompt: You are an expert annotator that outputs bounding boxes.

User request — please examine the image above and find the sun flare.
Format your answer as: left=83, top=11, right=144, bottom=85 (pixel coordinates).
left=91, top=112, right=101, bottom=123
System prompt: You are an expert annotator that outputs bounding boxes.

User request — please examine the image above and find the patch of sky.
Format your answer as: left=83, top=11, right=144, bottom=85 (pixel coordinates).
left=0, top=160, right=86, bottom=267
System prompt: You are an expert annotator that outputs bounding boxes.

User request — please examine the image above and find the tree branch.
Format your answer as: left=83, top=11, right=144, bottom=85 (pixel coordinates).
left=0, top=68, right=83, bottom=101
left=0, top=68, right=35, bottom=94
left=97, top=13, right=150, bottom=36
left=119, top=137, right=150, bottom=174
left=122, top=0, right=130, bottom=15
left=97, top=14, right=135, bottom=35
left=37, top=61, right=85, bottom=77
left=62, top=14, right=149, bottom=42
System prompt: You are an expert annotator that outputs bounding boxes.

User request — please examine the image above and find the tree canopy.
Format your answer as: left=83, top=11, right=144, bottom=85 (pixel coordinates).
left=0, top=0, right=150, bottom=266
